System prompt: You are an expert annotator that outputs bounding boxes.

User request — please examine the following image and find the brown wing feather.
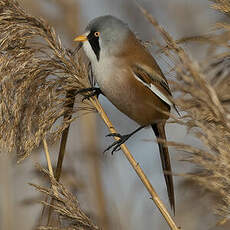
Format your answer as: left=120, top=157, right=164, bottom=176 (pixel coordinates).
left=117, top=33, right=173, bottom=103
left=132, top=64, right=172, bottom=96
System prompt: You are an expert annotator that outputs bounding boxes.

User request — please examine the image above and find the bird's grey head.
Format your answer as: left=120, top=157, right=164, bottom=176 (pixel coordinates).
left=81, top=15, right=131, bottom=62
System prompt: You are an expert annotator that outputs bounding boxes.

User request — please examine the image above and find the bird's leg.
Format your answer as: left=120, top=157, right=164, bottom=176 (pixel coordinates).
left=75, top=87, right=102, bottom=101
left=104, top=125, right=145, bottom=154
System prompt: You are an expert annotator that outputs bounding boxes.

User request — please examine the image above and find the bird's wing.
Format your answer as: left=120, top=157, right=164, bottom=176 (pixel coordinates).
left=131, top=64, right=173, bottom=107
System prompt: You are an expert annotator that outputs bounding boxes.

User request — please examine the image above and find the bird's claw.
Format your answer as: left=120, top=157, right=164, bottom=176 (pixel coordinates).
left=81, top=90, right=99, bottom=102
left=104, top=133, right=129, bottom=154
left=106, top=133, right=122, bottom=138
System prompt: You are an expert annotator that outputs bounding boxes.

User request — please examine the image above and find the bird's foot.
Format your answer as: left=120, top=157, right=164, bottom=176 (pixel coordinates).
left=75, top=87, right=102, bottom=101
left=104, top=133, right=131, bottom=154
left=104, top=126, right=146, bottom=154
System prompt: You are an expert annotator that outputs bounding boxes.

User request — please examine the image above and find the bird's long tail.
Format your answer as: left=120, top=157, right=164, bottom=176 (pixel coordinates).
left=151, top=122, right=175, bottom=213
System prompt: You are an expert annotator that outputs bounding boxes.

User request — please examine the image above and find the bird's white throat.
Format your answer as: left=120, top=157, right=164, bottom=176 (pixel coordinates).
left=83, top=40, right=98, bottom=65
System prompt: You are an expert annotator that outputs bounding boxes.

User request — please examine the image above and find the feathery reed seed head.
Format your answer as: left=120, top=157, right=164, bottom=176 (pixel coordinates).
left=140, top=1, right=230, bottom=221
left=0, top=0, right=92, bottom=161
left=31, top=166, right=100, bottom=230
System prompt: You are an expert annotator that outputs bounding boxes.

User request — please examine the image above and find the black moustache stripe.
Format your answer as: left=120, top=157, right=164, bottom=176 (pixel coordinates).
left=87, top=31, right=100, bottom=61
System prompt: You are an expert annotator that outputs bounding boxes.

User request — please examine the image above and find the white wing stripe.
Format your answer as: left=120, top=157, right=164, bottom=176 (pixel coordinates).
left=134, top=73, right=172, bottom=106
left=150, top=84, right=172, bottom=106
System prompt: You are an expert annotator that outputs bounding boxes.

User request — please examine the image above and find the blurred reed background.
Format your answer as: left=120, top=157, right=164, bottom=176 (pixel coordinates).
left=0, top=0, right=230, bottom=230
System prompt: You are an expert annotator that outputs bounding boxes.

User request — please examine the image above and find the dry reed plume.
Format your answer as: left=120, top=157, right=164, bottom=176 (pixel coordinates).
left=31, top=165, right=100, bottom=230
left=140, top=0, right=230, bottom=224
left=0, top=0, right=92, bottom=161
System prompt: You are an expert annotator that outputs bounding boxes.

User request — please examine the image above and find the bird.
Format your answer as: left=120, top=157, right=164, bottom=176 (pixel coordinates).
left=74, top=15, right=176, bottom=213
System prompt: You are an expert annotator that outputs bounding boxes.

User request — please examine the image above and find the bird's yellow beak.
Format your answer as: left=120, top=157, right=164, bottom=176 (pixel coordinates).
left=74, top=35, right=88, bottom=42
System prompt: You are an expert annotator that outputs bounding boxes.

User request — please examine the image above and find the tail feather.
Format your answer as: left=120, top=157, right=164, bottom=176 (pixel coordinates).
left=151, top=123, right=175, bottom=213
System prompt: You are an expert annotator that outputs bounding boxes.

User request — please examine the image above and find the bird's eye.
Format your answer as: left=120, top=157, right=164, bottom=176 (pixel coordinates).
left=94, top=31, right=100, bottom=37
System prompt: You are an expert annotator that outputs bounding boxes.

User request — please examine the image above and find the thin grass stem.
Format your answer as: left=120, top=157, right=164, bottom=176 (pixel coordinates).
left=90, top=97, right=179, bottom=230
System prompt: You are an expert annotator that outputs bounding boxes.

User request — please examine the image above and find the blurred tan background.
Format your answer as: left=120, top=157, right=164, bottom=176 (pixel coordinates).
left=0, top=0, right=228, bottom=230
